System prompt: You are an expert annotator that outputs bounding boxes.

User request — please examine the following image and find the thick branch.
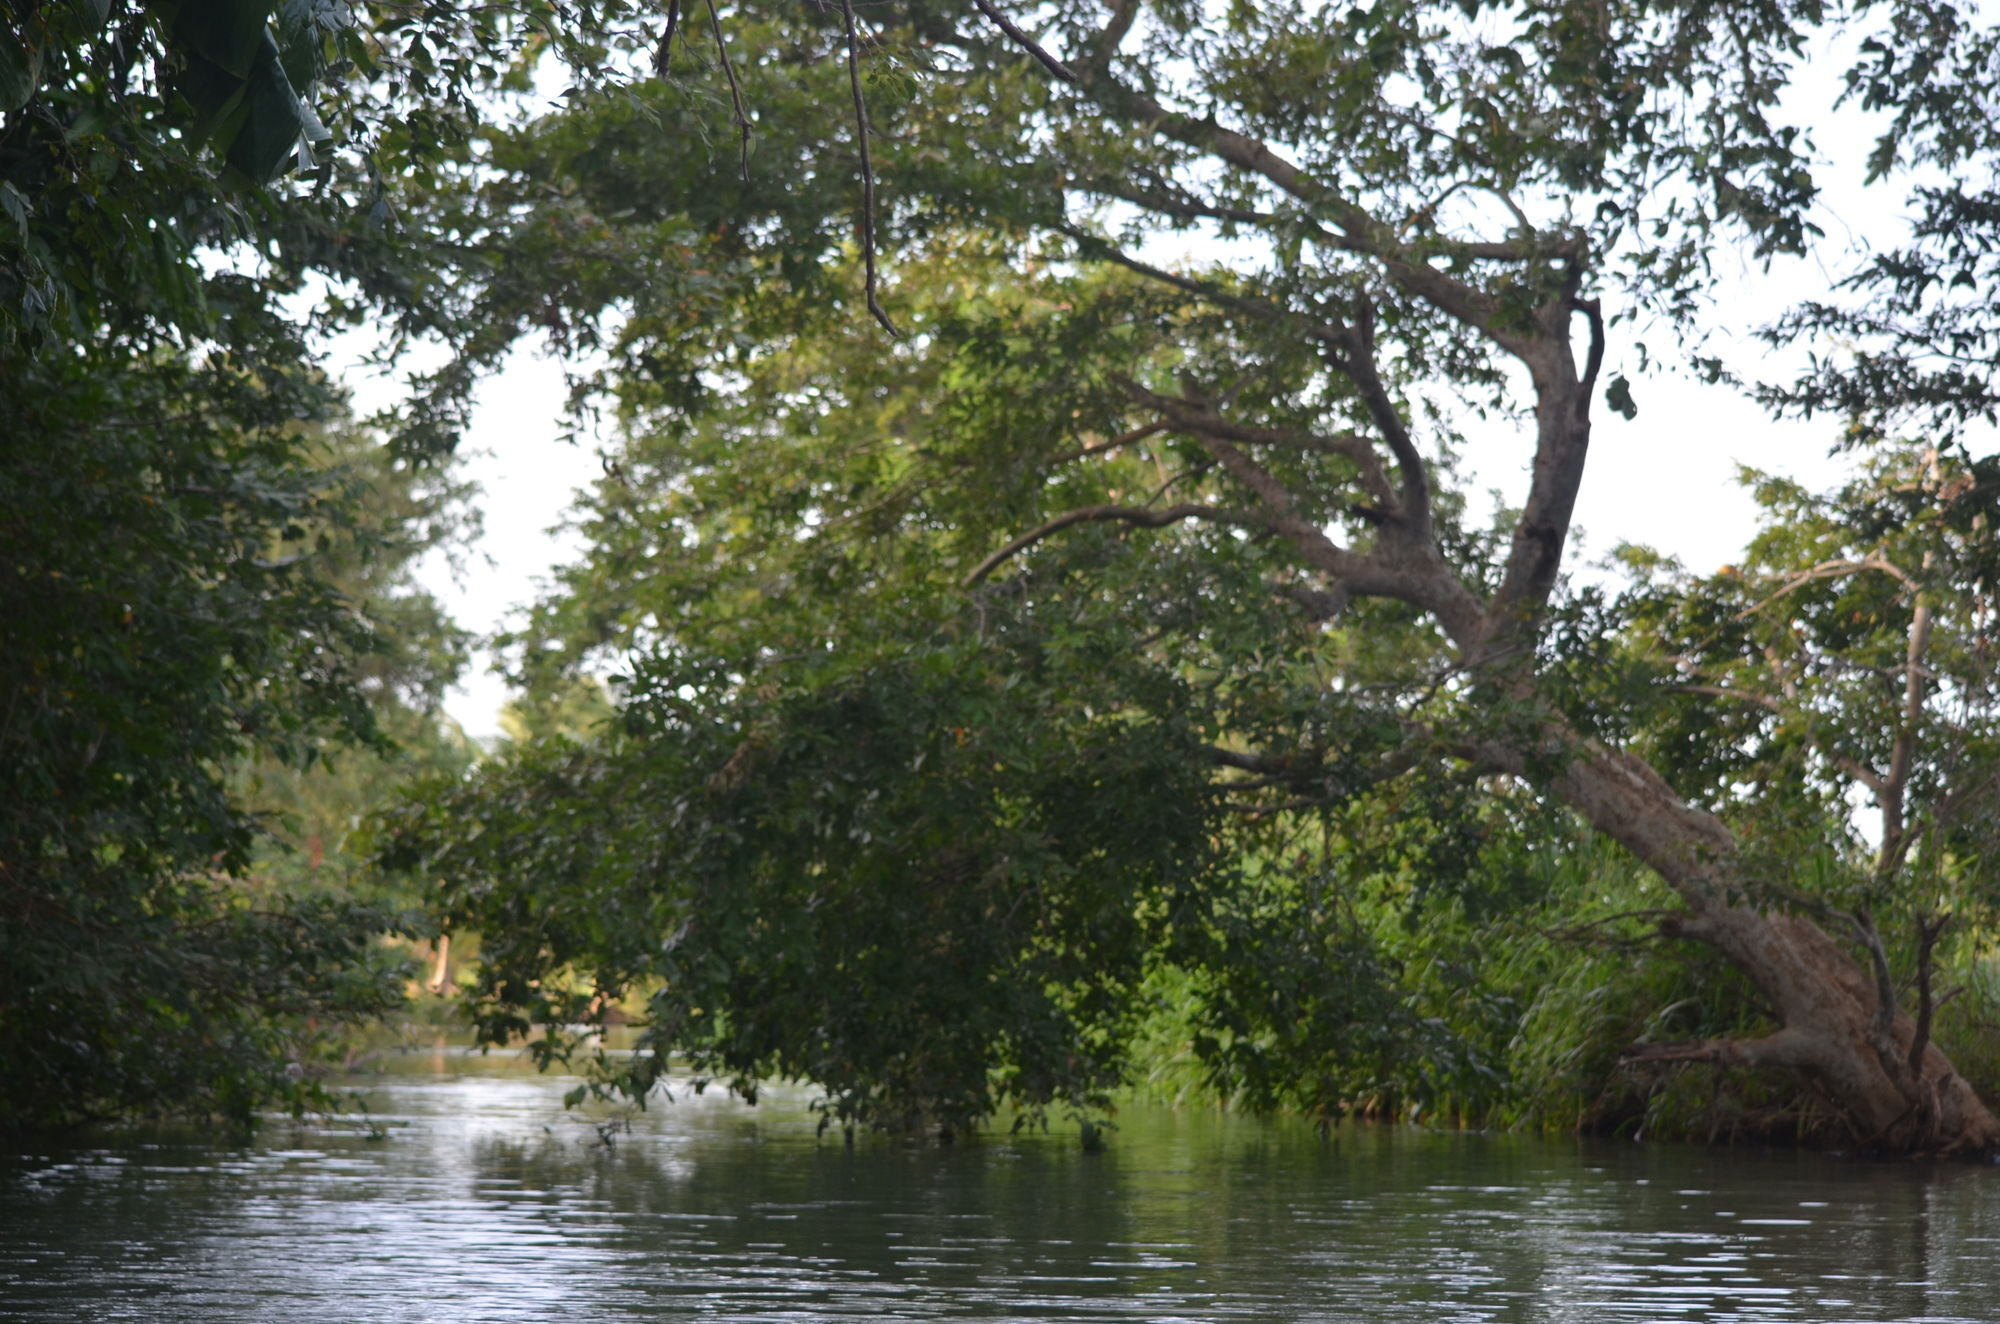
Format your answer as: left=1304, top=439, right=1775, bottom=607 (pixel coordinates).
left=1573, top=297, right=1606, bottom=415
left=1480, top=300, right=1597, bottom=659
left=1322, top=300, right=1432, bottom=538
left=1175, top=420, right=1483, bottom=640
left=1621, top=1028, right=1817, bottom=1072
left=1179, top=427, right=1353, bottom=576
left=1876, top=595, right=1934, bottom=879
left=1910, top=911, right=1951, bottom=1077
left=1122, top=382, right=1396, bottom=512
left=653, top=0, right=682, bottom=76
left=1849, top=907, right=1916, bottom=1096
left=1279, top=580, right=1350, bottom=621
left=1082, top=0, right=1139, bottom=71
left=962, top=502, right=1260, bottom=586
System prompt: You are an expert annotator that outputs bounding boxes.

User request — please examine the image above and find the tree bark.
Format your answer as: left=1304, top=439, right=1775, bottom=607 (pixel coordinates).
left=1518, top=730, right=2000, bottom=1156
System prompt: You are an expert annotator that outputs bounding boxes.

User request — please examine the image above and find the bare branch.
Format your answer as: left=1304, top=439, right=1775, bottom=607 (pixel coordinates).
left=1074, top=175, right=1282, bottom=229
left=1324, top=299, right=1432, bottom=536
left=1053, top=223, right=1340, bottom=339
left=1735, top=556, right=1916, bottom=621
left=962, top=502, right=1261, bottom=586
left=706, top=0, right=751, bottom=180
left=1121, top=381, right=1396, bottom=512
left=969, top=0, right=1080, bottom=84
left=1077, top=73, right=1538, bottom=348
left=838, top=0, right=899, bottom=336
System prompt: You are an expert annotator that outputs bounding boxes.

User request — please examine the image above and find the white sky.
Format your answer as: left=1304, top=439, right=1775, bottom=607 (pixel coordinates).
left=341, top=25, right=1952, bottom=742
left=335, top=337, right=600, bottom=740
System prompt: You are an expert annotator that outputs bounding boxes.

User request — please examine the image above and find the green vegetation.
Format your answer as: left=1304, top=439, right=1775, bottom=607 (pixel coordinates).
left=0, top=0, right=485, bottom=1129
left=10, top=1, right=2000, bottom=1151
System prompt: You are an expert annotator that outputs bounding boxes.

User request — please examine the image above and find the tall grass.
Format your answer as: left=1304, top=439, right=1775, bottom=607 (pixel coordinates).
left=1121, top=832, right=2000, bottom=1145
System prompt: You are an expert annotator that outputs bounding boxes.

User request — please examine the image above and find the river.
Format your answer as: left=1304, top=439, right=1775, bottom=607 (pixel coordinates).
left=3, top=1050, right=1996, bottom=1321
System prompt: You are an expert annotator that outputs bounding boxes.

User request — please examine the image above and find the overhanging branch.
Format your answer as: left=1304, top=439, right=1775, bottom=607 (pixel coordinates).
left=962, top=502, right=1260, bottom=586
left=1121, top=381, right=1396, bottom=512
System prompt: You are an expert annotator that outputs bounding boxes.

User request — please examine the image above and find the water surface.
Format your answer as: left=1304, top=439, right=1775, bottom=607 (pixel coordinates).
left=4, top=1051, right=1997, bottom=1321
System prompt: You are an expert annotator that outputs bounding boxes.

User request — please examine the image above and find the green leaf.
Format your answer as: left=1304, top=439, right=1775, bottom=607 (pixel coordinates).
left=1605, top=373, right=1638, bottom=420
left=167, top=0, right=273, bottom=79
left=0, top=23, right=43, bottom=113
left=224, top=33, right=310, bottom=182
left=70, top=0, right=115, bottom=31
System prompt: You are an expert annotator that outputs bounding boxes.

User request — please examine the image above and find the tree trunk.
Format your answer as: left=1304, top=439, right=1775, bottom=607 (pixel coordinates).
left=1529, top=732, right=2000, bottom=1156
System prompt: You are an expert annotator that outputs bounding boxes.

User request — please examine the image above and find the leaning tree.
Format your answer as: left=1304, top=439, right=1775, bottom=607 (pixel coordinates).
left=380, top=0, right=2000, bottom=1151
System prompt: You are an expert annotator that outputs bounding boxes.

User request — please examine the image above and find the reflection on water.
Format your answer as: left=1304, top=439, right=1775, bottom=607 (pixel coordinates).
left=3, top=1052, right=1997, bottom=1322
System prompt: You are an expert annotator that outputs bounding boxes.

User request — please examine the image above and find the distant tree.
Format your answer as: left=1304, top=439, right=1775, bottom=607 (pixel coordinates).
left=230, top=421, right=478, bottom=899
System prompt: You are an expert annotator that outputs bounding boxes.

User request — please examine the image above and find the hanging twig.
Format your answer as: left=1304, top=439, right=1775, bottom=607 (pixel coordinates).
left=839, top=0, right=899, bottom=336
left=706, top=0, right=751, bottom=180
left=654, top=0, right=682, bottom=78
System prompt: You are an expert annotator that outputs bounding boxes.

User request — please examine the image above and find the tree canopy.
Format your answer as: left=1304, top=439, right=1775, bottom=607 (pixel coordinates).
left=369, top=1, right=2000, bottom=1151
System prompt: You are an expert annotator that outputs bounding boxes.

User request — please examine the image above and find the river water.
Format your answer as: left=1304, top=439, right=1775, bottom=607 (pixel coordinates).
left=3, top=1051, right=1997, bottom=1322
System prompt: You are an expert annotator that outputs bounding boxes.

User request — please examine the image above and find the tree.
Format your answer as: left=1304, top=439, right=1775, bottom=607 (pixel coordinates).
left=374, top=1, right=2000, bottom=1152
left=0, top=355, right=454, bottom=1130
left=228, top=421, right=477, bottom=906
left=1601, top=446, right=2000, bottom=1123
left=0, top=0, right=505, bottom=1129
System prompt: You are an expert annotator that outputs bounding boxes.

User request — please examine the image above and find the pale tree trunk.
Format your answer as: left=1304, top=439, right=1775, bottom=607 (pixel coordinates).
left=1524, top=734, right=2000, bottom=1155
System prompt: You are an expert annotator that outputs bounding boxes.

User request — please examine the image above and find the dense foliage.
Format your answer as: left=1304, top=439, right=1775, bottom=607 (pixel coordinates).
left=378, top=1, right=2000, bottom=1148
left=0, top=0, right=487, bottom=1131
